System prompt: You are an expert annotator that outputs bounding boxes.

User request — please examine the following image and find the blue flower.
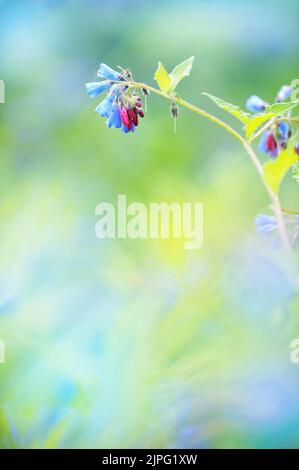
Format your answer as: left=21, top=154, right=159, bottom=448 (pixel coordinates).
left=259, top=131, right=278, bottom=158
left=246, top=95, right=268, bottom=113
left=255, top=214, right=277, bottom=234
left=258, top=121, right=291, bottom=159
left=86, top=63, right=145, bottom=134
left=106, top=104, right=122, bottom=128
left=95, top=94, right=114, bottom=117
left=276, top=85, right=293, bottom=102
left=277, top=121, right=290, bottom=142
left=86, top=81, right=111, bottom=98
left=259, top=132, right=268, bottom=154
left=109, top=83, right=121, bottom=98
left=97, top=63, right=121, bottom=81
left=122, top=124, right=136, bottom=134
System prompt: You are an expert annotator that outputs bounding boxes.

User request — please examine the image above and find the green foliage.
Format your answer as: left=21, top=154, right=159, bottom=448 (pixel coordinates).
left=154, top=57, right=194, bottom=94
left=263, top=146, right=298, bottom=194
left=245, top=101, right=299, bottom=139
left=154, top=62, right=172, bottom=93
left=202, top=93, right=250, bottom=124
left=293, top=162, right=299, bottom=183
left=265, top=101, right=299, bottom=114
left=168, top=56, right=194, bottom=93
left=245, top=113, right=276, bottom=139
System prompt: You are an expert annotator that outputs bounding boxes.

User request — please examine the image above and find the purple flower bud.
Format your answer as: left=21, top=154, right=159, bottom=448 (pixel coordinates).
left=246, top=95, right=268, bottom=113
left=276, top=85, right=293, bottom=102
left=120, top=106, right=130, bottom=127
left=259, top=131, right=278, bottom=158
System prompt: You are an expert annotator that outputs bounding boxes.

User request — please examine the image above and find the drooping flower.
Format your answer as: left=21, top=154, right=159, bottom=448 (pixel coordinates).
left=276, top=85, right=293, bottom=102
left=97, top=63, right=122, bottom=81
left=277, top=121, right=291, bottom=142
left=246, top=95, right=268, bottom=113
left=258, top=121, right=291, bottom=159
left=246, top=84, right=296, bottom=158
left=255, top=215, right=277, bottom=234
left=107, top=103, right=122, bottom=128
left=259, top=131, right=278, bottom=159
left=95, top=93, right=115, bottom=117
left=255, top=213, right=299, bottom=246
left=120, top=106, right=130, bottom=128
left=119, top=106, right=141, bottom=133
left=85, top=81, right=111, bottom=98
left=86, top=63, right=145, bottom=134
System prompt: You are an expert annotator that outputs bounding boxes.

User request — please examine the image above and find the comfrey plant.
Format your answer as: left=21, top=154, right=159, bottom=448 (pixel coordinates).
left=86, top=64, right=144, bottom=133
left=86, top=57, right=299, bottom=251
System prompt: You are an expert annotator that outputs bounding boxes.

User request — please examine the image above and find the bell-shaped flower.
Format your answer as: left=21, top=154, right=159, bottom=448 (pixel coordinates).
left=246, top=95, right=268, bottom=113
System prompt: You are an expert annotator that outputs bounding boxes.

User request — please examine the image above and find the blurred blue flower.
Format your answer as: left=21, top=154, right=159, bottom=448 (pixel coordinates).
left=107, top=103, right=122, bottom=128
left=95, top=94, right=115, bottom=117
left=97, top=63, right=121, bottom=81
left=259, top=131, right=278, bottom=158
left=277, top=121, right=290, bottom=141
left=259, top=121, right=290, bottom=159
left=86, top=63, right=145, bottom=133
left=255, top=214, right=277, bottom=234
left=122, top=124, right=136, bottom=134
left=246, top=95, right=268, bottom=113
left=85, top=81, right=111, bottom=98
left=276, top=85, right=293, bottom=102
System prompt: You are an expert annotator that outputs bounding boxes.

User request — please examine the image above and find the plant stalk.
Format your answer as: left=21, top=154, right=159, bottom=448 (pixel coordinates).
left=121, top=81, right=291, bottom=251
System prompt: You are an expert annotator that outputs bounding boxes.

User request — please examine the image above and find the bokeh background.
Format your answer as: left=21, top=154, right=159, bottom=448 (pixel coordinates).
left=0, top=0, right=299, bottom=449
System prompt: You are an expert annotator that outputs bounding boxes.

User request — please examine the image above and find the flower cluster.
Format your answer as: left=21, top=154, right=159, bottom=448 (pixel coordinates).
left=246, top=85, right=295, bottom=159
left=85, top=63, right=144, bottom=133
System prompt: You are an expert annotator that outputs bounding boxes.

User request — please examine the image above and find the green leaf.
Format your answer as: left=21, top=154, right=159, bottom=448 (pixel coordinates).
left=202, top=93, right=250, bottom=124
left=168, top=56, right=194, bottom=93
left=154, top=62, right=171, bottom=93
left=245, top=113, right=276, bottom=139
left=265, top=101, right=299, bottom=115
left=293, top=162, right=299, bottom=183
left=263, top=147, right=298, bottom=194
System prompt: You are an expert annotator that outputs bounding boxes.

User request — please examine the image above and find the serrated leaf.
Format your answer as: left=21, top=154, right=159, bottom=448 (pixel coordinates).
left=154, top=62, right=171, bottom=93
left=263, top=147, right=298, bottom=194
left=265, top=101, right=299, bottom=115
left=168, top=56, right=194, bottom=93
left=203, top=93, right=250, bottom=124
left=245, top=113, right=276, bottom=139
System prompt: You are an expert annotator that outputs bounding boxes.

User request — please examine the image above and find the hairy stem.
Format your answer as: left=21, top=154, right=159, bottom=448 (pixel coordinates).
left=283, top=207, right=299, bottom=215
left=121, top=81, right=291, bottom=251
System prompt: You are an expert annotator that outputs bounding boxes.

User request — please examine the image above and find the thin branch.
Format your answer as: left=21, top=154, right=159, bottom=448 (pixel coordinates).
left=117, top=80, right=291, bottom=252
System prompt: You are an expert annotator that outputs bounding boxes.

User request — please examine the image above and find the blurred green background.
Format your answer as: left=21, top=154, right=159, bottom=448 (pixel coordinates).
left=0, top=0, right=299, bottom=449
